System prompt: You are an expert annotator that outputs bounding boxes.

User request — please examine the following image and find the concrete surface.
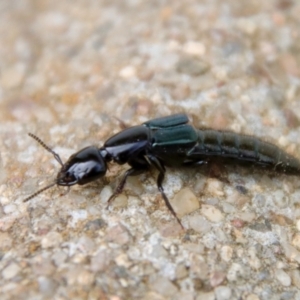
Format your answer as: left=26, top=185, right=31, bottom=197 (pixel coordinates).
left=1, top=0, right=300, bottom=299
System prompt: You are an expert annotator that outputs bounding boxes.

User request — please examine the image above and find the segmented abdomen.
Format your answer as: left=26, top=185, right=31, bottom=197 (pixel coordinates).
left=187, top=129, right=300, bottom=175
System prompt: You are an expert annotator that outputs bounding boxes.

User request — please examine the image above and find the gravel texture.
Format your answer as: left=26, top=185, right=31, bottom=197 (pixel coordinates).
left=1, top=0, right=300, bottom=299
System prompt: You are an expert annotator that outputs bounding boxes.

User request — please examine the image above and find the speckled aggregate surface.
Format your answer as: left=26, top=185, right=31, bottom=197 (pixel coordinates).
left=1, top=0, right=300, bottom=299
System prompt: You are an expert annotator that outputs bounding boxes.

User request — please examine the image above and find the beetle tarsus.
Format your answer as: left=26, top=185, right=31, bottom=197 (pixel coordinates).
left=106, top=167, right=147, bottom=208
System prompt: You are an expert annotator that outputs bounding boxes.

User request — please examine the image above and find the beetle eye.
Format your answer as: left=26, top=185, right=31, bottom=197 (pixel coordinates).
left=58, top=171, right=75, bottom=183
left=64, top=172, right=75, bottom=182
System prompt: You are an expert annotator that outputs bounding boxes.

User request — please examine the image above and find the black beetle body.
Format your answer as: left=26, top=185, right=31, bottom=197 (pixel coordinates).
left=25, top=114, right=300, bottom=228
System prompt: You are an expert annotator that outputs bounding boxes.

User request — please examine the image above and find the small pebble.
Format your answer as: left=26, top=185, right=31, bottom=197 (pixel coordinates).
left=275, top=269, right=291, bottom=287
left=2, top=262, right=21, bottom=280
left=221, top=202, right=235, bottom=214
left=151, top=244, right=168, bottom=259
left=1, top=66, right=24, bottom=89
left=143, top=292, right=167, bottom=300
left=112, top=194, right=128, bottom=208
left=205, top=179, right=224, bottom=197
left=171, top=187, right=200, bottom=217
left=276, top=261, right=286, bottom=269
left=173, top=292, right=194, bottom=300
left=3, top=204, right=17, bottom=214
left=99, top=186, right=113, bottom=204
left=159, top=221, right=183, bottom=237
left=257, top=270, right=271, bottom=281
left=90, top=250, right=110, bottom=272
left=247, top=249, right=261, bottom=270
left=282, top=243, right=300, bottom=264
left=237, top=18, right=257, bottom=35
left=175, top=263, right=188, bottom=279
left=51, top=250, right=67, bottom=266
left=232, top=228, right=247, bottom=244
left=115, top=253, right=131, bottom=268
left=189, top=258, right=209, bottom=280
left=183, top=41, right=206, bottom=56
left=291, top=269, right=300, bottom=288
left=231, top=219, right=245, bottom=228
left=270, top=213, right=292, bottom=226
left=0, top=194, right=9, bottom=206
left=41, top=232, right=63, bottom=248
left=150, top=275, right=178, bottom=297
left=38, top=276, right=57, bottom=296
left=188, top=215, right=211, bottom=234
left=247, top=255, right=261, bottom=270
left=296, top=219, right=300, bottom=231
left=196, top=292, right=215, bottom=300
left=119, top=65, right=136, bottom=79
left=126, top=176, right=144, bottom=196
left=251, top=194, right=265, bottom=208
left=249, top=221, right=271, bottom=232
left=32, top=257, right=55, bottom=276
left=235, top=185, right=248, bottom=195
left=220, top=245, right=233, bottom=262
left=236, top=211, right=256, bottom=223
left=76, top=235, right=95, bottom=254
left=292, top=233, right=300, bottom=250
left=227, top=263, right=245, bottom=282
left=69, top=210, right=88, bottom=227
left=0, top=216, right=15, bottom=231
left=193, top=175, right=206, bottom=193
left=280, top=291, right=295, bottom=300
left=106, top=224, right=130, bottom=245
left=245, top=294, right=260, bottom=300
left=84, top=218, right=105, bottom=231
left=214, top=286, right=232, bottom=300
left=77, top=269, right=94, bottom=286
left=272, top=190, right=289, bottom=208
left=210, top=271, right=226, bottom=287
left=176, top=57, right=209, bottom=76
left=0, top=232, right=13, bottom=249
left=72, top=253, right=87, bottom=264
left=201, top=205, right=224, bottom=222
left=65, top=266, right=94, bottom=286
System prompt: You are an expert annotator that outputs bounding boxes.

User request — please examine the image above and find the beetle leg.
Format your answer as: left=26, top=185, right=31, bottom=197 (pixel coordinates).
left=147, top=155, right=184, bottom=229
left=113, top=116, right=128, bottom=130
left=106, top=167, right=147, bottom=208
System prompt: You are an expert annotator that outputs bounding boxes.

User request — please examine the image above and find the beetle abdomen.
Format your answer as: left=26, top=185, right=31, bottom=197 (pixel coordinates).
left=187, top=129, right=300, bottom=175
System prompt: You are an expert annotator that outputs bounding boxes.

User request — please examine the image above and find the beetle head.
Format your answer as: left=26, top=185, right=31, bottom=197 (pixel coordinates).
left=57, top=146, right=107, bottom=186
left=23, top=134, right=107, bottom=202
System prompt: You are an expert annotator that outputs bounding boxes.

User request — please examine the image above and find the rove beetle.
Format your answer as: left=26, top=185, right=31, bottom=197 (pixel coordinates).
left=24, top=114, right=300, bottom=228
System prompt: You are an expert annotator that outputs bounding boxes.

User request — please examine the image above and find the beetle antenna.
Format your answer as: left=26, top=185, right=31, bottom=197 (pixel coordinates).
left=28, top=133, right=63, bottom=166
left=23, top=181, right=57, bottom=202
